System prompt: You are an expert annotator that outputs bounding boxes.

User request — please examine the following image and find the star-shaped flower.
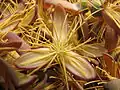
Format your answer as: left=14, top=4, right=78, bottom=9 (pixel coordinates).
left=15, top=4, right=97, bottom=88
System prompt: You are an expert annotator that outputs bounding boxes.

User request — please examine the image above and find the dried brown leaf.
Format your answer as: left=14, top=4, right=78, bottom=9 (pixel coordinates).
left=102, top=10, right=120, bottom=35
left=103, top=53, right=115, bottom=76
left=104, top=25, right=118, bottom=51
left=4, top=32, right=31, bottom=52
left=0, top=58, right=37, bottom=90
left=0, top=41, right=22, bottom=48
left=0, top=58, right=19, bottom=89
left=81, top=15, right=90, bottom=41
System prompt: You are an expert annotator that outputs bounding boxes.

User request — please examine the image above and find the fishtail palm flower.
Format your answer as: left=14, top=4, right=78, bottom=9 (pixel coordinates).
left=15, top=4, right=96, bottom=88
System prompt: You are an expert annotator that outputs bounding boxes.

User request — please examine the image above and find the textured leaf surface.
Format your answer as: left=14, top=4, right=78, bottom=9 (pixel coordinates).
left=15, top=48, right=53, bottom=69
left=65, top=51, right=96, bottom=79
left=78, top=44, right=107, bottom=57
left=53, top=4, right=67, bottom=42
left=19, top=6, right=36, bottom=26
